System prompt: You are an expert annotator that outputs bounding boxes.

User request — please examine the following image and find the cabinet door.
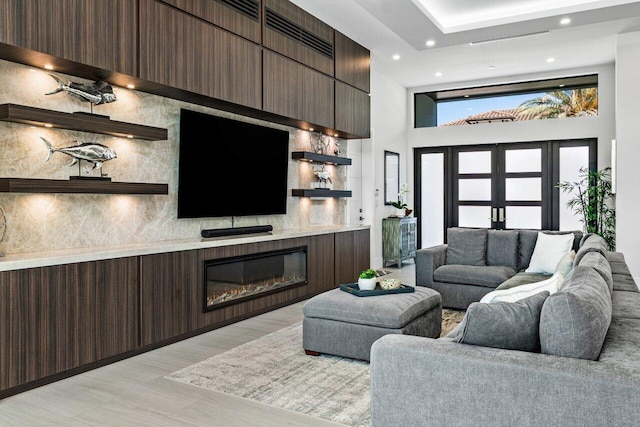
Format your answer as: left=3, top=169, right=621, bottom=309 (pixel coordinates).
left=140, top=250, right=201, bottom=346
left=161, top=0, right=262, bottom=43
left=140, top=0, right=262, bottom=109
left=0, top=0, right=137, bottom=75
left=0, top=259, right=138, bottom=393
left=335, top=229, right=371, bottom=286
left=263, top=50, right=334, bottom=129
left=335, top=81, right=370, bottom=138
left=262, top=0, right=334, bottom=75
left=334, top=31, right=370, bottom=93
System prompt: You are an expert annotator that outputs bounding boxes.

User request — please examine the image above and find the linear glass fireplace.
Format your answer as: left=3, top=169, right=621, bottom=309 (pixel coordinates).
left=203, top=246, right=308, bottom=311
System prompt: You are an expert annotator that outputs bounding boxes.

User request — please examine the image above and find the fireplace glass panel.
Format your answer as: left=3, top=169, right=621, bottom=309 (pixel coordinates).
left=204, top=247, right=307, bottom=311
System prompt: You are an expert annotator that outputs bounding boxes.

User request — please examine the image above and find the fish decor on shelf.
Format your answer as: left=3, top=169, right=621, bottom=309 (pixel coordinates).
left=40, top=137, right=117, bottom=170
left=45, top=74, right=117, bottom=105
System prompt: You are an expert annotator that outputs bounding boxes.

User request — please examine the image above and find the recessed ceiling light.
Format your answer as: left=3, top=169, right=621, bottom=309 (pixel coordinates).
left=488, top=65, right=496, bottom=70
left=426, top=40, right=436, bottom=47
left=546, top=57, right=555, bottom=63
left=560, top=17, right=571, bottom=25
left=43, top=64, right=54, bottom=70
left=392, top=54, right=400, bottom=61
left=126, top=84, right=135, bottom=89
left=559, top=84, right=565, bottom=88
left=435, top=71, right=442, bottom=77
left=464, top=95, right=470, bottom=98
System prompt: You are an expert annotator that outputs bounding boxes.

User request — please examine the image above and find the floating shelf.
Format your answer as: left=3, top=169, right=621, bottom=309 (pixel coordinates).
left=0, top=104, right=168, bottom=141
left=292, top=189, right=352, bottom=198
left=291, top=151, right=352, bottom=165
left=0, top=178, right=168, bottom=195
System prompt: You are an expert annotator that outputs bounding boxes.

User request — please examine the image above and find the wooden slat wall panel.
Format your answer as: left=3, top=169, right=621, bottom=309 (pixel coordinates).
left=334, top=30, right=370, bottom=93
left=334, top=229, right=371, bottom=286
left=335, top=81, right=371, bottom=138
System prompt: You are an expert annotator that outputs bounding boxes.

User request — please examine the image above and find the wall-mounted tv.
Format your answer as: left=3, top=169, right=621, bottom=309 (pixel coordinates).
left=177, top=109, right=290, bottom=218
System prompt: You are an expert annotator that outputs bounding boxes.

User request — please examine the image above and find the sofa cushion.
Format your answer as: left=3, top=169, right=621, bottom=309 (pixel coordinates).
left=486, top=229, right=519, bottom=270
left=434, top=264, right=516, bottom=288
left=518, top=229, right=582, bottom=271
left=445, top=227, right=487, bottom=266
left=479, top=273, right=562, bottom=303
left=612, top=291, right=640, bottom=320
left=577, top=251, right=613, bottom=293
left=539, top=265, right=612, bottom=360
left=612, top=273, right=639, bottom=293
left=525, top=232, right=574, bottom=274
left=574, top=233, right=609, bottom=265
left=447, top=291, right=549, bottom=352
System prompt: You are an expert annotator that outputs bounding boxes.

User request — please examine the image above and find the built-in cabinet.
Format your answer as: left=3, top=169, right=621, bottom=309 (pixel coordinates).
left=382, top=217, right=417, bottom=268
left=0, top=0, right=370, bottom=139
left=0, top=228, right=369, bottom=398
left=0, top=0, right=137, bottom=76
left=139, top=0, right=262, bottom=110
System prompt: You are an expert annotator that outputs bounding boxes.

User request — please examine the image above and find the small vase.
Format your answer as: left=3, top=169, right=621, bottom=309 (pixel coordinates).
left=357, top=277, right=377, bottom=290
left=394, top=208, right=405, bottom=217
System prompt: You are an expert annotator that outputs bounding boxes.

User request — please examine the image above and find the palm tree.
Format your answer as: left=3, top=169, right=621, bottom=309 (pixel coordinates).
left=517, top=88, right=598, bottom=119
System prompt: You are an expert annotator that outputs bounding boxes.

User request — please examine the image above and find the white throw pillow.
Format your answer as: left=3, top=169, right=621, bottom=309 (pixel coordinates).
left=480, top=272, right=562, bottom=303
left=525, top=232, right=574, bottom=274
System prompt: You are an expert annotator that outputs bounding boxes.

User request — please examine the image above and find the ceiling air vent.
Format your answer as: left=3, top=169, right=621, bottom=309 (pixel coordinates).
left=215, top=0, right=260, bottom=21
left=265, top=8, right=333, bottom=58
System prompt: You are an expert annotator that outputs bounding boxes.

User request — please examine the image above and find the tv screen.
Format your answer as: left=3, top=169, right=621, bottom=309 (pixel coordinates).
left=177, top=109, right=290, bottom=218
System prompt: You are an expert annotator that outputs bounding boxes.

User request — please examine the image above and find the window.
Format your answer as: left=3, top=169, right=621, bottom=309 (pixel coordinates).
left=415, top=75, right=598, bottom=128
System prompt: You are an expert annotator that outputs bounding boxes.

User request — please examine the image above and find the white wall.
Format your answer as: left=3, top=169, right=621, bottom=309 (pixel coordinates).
left=367, top=67, right=410, bottom=268
left=615, top=32, right=640, bottom=280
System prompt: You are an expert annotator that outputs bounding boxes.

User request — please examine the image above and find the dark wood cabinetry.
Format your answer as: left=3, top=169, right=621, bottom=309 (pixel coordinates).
left=334, top=31, right=370, bottom=93
left=160, top=0, right=262, bottom=43
left=0, top=0, right=137, bottom=76
left=335, top=81, right=371, bottom=138
left=0, top=258, right=138, bottom=394
left=262, top=0, right=334, bottom=76
left=334, top=229, right=371, bottom=286
left=139, top=0, right=262, bottom=109
left=263, top=50, right=334, bottom=129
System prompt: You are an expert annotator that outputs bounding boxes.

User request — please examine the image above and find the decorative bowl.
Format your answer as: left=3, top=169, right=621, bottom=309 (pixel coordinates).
left=379, top=277, right=401, bottom=290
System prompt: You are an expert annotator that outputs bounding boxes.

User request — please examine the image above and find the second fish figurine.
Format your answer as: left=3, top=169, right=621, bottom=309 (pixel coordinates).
left=40, top=137, right=117, bottom=170
left=45, top=74, right=117, bottom=105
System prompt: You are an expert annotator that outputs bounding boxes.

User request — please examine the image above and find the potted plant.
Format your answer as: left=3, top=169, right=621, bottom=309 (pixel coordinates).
left=390, top=200, right=407, bottom=217
left=557, top=166, right=616, bottom=250
left=358, top=268, right=378, bottom=290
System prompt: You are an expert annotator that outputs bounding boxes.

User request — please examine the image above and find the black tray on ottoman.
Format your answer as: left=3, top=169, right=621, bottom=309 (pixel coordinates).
left=339, top=282, right=415, bottom=297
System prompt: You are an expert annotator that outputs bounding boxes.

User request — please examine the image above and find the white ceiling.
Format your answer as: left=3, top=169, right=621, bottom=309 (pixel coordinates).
left=291, top=0, right=640, bottom=89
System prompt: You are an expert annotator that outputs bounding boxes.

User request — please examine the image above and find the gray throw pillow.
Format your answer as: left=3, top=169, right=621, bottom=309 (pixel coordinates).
left=539, top=265, right=612, bottom=360
left=445, top=228, right=487, bottom=266
left=448, top=291, right=550, bottom=352
left=487, top=229, right=519, bottom=269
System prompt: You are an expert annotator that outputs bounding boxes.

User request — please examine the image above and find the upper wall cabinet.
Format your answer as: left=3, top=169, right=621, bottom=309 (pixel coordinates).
left=263, top=50, right=334, bottom=130
left=159, top=0, right=262, bottom=43
left=262, top=0, right=334, bottom=76
left=139, top=0, right=262, bottom=110
left=334, top=31, right=370, bottom=93
left=335, top=81, right=371, bottom=138
left=0, top=0, right=137, bottom=76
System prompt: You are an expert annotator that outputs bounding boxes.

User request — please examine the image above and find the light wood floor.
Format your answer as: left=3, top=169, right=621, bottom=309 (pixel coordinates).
left=0, top=263, right=415, bottom=426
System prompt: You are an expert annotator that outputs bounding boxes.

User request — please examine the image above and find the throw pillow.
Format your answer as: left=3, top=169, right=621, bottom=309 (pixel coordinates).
left=525, top=232, right=574, bottom=274
left=445, top=227, right=487, bottom=266
left=486, top=229, right=519, bottom=270
left=448, top=291, right=550, bottom=352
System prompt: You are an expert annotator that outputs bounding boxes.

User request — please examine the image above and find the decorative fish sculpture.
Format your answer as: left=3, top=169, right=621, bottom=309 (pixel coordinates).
left=40, top=137, right=117, bottom=169
left=45, top=74, right=117, bottom=105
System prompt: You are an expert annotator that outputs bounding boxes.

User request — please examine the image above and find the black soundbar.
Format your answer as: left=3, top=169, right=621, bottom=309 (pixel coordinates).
left=201, top=225, right=273, bottom=238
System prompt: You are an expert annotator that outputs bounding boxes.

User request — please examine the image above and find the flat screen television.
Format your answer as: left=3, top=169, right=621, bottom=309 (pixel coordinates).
left=177, top=109, right=290, bottom=218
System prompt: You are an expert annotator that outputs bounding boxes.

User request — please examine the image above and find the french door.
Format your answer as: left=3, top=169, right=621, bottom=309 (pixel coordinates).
left=414, top=139, right=596, bottom=248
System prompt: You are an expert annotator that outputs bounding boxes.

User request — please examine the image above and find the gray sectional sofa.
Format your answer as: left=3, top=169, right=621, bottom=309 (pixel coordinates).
left=415, top=227, right=583, bottom=309
left=370, top=233, right=640, bottom=426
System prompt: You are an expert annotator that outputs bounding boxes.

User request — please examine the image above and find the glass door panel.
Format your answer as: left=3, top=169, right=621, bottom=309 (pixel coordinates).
left=420, top=152, right=445, bottom=247
left=559, top=146, right=590, bottom=231
left=505, top=206, right=542, bottom=229
left=505, top=149, right=542, bottom=172
left=459, top=151, right=491, bottom=173
left=459, top=206, right=492, bottom=228
left=505, top=178, right=542, bottom=201
left=454, top=148, right=494, bottom=229
left=458, top=179, right=492, bottom=201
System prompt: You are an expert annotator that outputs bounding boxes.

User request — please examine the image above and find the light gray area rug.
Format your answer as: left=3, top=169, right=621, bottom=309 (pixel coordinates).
left=166, top=322, right=371, bottom=426
left=166, top=309, right=465, bottom=426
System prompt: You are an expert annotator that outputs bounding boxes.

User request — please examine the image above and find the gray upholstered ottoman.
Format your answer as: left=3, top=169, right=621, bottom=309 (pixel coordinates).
left=302, top=286, right=442, bottom=361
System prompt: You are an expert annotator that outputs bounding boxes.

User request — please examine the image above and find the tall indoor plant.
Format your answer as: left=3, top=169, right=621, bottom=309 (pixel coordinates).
left=557, top=166, right=615, bottom=250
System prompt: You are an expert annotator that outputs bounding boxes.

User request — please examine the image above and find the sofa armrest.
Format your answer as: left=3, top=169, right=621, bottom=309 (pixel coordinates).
left=370, top=334, right=640, bottom=427
left=415, top=244, right=447, bottom=287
